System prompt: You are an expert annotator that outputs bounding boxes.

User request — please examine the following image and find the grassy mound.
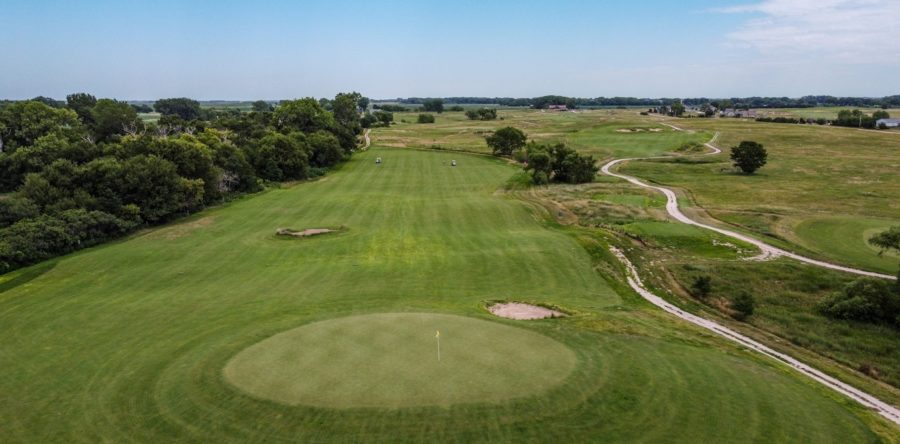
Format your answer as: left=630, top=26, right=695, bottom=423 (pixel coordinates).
left=224, top=313, right=576, bottom=408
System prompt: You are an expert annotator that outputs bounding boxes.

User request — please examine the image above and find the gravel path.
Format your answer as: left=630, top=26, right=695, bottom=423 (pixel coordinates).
left=600, top=132, right=896, bottom=279
left=610, top=246, right=900, bottom=426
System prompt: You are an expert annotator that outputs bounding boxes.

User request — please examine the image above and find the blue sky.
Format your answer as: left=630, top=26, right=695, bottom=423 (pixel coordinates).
left=1, top=0, right=898, bottom=100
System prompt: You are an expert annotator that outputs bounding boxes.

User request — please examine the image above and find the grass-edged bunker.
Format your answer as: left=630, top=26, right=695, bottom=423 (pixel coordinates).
left=223, top=313, right=577, bottom=408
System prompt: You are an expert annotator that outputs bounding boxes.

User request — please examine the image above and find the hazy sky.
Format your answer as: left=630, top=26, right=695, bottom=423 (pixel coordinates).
left=1, top=0, right=898, bottom=100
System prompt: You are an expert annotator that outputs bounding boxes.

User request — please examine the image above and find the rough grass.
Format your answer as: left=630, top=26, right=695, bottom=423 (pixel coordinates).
left=621, top=117, right=900, bottom=272
left=0, top=146, right=891, bottom=441
left=375, top=109, right=711, bottom=159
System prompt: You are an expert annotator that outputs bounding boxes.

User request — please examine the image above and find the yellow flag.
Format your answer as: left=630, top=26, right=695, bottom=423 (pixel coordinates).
left=435, top=330, right=440, bottom=338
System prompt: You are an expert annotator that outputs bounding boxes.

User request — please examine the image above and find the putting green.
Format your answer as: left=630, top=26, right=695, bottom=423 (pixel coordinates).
left=223, top=313, right=577, bottom=408
left=794, top=216, right=899, bottom=273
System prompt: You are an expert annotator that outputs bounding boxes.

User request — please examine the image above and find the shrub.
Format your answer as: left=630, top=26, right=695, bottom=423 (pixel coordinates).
left=731, top=291, right=755, bottom=320
left=690, top=275, right=712, bottom=298
left=818, top=278, right=899, bottom=326
left=417, top=114, right=435, bottom=124
left=465, top=108, right=497, bottom=121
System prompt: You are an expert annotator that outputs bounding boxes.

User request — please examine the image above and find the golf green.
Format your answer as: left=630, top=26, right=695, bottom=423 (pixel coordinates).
left=224, top=313, right=577, bottom=408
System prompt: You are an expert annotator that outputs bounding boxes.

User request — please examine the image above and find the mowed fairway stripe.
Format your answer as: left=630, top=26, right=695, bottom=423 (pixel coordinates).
left=0, top=147, right=885, bottom=442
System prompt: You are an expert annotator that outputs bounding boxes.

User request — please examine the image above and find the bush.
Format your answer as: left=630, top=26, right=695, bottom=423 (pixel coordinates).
left=417, top=114, right=435, bottom=124
left=465, top=108, right=497, bottom=121
left=818, top=278, right=900, bottom=326
left=691, top=275, right=712, bottom=297
left=731, top=291, right=755, bottom=320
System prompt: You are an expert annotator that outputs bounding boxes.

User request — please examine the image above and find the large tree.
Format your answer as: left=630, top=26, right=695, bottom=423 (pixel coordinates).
left=869, top=226, right=900, bottom=256
left=251, top=100, right=272, bottom=112
left=66, top=93, right=98, bottom=124
left=730, top=141, right=767, bottom=174
left=422, top=98, right=444, bottom=113
left=273, top=98, right=335, bottom=133
left=154, top=98, right=202, bottom=121
left=91, top=99, right=139, bottom=142
left=485, top=126, right=527, bottom=156
left=0, top=101, right=81, bottom=150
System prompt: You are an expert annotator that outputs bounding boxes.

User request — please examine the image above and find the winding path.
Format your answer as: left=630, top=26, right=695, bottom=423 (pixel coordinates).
left=600, top=131, right=896, bottom=280
left=610, top=247, right=900, bottom=426
left=602, top=123, right=899, bottom=426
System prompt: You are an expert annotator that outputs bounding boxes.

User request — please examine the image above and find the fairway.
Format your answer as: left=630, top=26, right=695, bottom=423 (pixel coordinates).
left=224, top=313, right=577, bottom=408
left=794, top=217, right=900, bottom=274
left=0, top=147, right=889, bottom=441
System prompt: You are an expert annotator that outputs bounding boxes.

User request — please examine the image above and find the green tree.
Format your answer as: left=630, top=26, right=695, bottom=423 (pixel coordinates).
left=818, top=278, right=899, bottom=325
left=373, top=111, right=393, bottom=126
left=274, top=98, right=335, bottom=133
left=251, top=100, right=272, bottom=112
left=485, top=127, right=527, bottom=156
left=417, top=114, right=435, bottom=123
left=422, top=99, right=444, bottom=113
left=671, top=101, right=686, bottom=117
left=0, top=101, right=81, bottom=150
left=691, top=275, right=712, bottom=297
left=869, top=226, right=900, bottom=255
left=305, top=130, right=344, bottom=168
left=248, top=131, right=310, bottom=181
left=153, top=98, right=202, bottom=120
left=730, top=141, right=767, bottom=174
left=872, top=110, right=890, bottom=120
left=66, top=92, right=97, bottom=124
left=120, top=155, right=204, bottom=222
left=332, top=92, right=362, bottom=134
left=731, top=291, right=755, bottom=321
left=91, top=99, right=139, bottom=142
left=357, top=96, right=370, bottom=112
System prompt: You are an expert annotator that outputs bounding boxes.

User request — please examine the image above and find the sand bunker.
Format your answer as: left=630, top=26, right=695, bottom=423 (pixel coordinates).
left=276, top=228, right=336, bottom=238
left=617, top=128, right=663, bottom=133
left=488, top=302, right=566, bottom=320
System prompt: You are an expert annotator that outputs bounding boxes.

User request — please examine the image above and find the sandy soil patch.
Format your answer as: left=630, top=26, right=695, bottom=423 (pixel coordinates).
left=488, top=302, right=566, bottom=320
left=276, top=227, right=336, bottom=238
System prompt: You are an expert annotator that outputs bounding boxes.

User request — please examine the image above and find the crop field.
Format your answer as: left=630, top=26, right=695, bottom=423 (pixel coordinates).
left=1, top=145, right=893, bottom=441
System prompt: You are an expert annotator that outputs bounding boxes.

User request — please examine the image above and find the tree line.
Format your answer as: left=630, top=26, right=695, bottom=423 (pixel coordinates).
left=0, top=92, right=367, bottom=273
left=387, top=95, right=900, bottom=109
left=755, top=110, right=891, bottom=129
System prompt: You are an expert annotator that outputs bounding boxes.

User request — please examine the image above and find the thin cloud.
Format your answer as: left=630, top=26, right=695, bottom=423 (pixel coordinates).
left=714, top=0, right=900, bottom=64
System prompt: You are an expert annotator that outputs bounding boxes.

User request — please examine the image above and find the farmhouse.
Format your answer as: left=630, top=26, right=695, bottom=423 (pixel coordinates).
left=876, top=118, right=900, bottom=128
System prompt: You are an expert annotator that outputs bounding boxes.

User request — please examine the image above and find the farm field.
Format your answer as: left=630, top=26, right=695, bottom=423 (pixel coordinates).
left=0, top=146, right=892, bottom=441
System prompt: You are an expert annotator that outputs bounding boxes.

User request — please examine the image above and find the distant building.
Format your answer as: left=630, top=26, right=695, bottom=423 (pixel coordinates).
left=722, top=108, right=757, bottom=118
left=547, top=104, right=568, bottom=111
left=876, top=118, right=900, bottom=128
